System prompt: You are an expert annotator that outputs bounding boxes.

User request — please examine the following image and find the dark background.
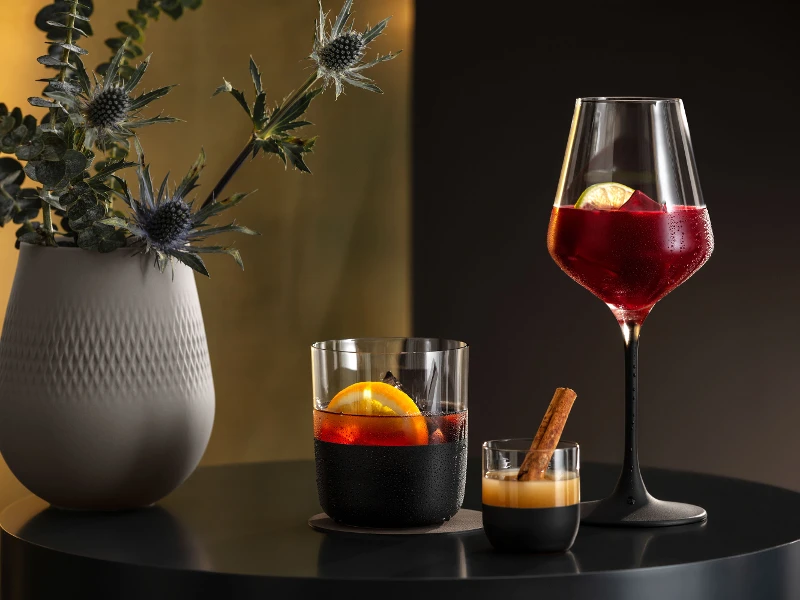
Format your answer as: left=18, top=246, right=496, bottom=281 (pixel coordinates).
left=412, top=2, right=800, bottom=491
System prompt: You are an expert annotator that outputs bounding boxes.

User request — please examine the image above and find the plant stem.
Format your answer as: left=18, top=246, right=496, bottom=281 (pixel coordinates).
left=58, top=3, right=78, bottom=83
left=201, top=136, right=256, bottom=208
left=262, top=71, right=320, bottom=137
left=41, top=206, right=57, bottom=247
left=200, top=72, right=321, bottom=208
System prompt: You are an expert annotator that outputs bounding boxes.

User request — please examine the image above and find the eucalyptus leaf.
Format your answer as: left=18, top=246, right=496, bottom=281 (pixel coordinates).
left=128, top=9, right=148, bottom=27
left=45, top=21, right=89, bottom=37
left=41, top=191, right=66, bottom=211
left=12, top=190, right=43, bottom=224
left=39, top=79, right=82, bottom=95
left=0, top=196, right=13, bottom=225
left=28, top=96, right=62, bottom=109
left=39, top=132, right=67, bottom=160
left=42, top=90, right=77, bottom=107
left=77, top=224, right=126, bottom=252
left=15, top=139, right=46, bottom=161
left=25, top=160, right=66, bottom=188
left=182, top=0, right=203, bottom=8
left=116, top=21, right=143, bottom=42
left=161, top=3, right=184, bottom=19
left=104, top=38, right=125, bottom=50
left=47, top=41, right=89, bottom=55
left=10, top=125, right=31, bottom=145
left=63, top=149, right=89, bottom=177
left=0, top=116, right=16, bottom=137
left=67, top=195, right=105, bottom=230
left=0, top=158, right=25, bottom=186
left=54, top=12, right=91, bottom=23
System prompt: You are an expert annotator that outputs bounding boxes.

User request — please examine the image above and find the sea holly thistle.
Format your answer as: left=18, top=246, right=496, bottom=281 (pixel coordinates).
left=0, top=0, right=400, bottom=274
left=33, top=46, right=179, bottom=150
left=311, top=0, right=401, bottom=98
left=204, top=0, right=399, bottom=209
left=101, top=144, right=258, bottom=276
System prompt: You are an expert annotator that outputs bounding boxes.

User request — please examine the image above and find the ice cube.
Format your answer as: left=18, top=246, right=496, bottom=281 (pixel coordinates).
left=619, top=190, right=665, bottom=212
left=382, top=371, right=404, bottom=390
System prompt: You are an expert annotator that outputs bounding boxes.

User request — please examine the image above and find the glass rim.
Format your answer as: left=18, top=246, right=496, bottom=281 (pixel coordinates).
left=482, top=439, right=579, bottom=453
left=578, top=96, right=682, bottom=104
left=311, top=337, right=469, bottom=356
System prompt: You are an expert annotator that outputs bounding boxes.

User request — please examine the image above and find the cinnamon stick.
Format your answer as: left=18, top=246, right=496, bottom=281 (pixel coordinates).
left=517, top=387, right=577, bottom=481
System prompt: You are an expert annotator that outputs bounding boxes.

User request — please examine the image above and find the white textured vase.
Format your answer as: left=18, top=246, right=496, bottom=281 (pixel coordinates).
left=0, top=244, right=215, bottom=510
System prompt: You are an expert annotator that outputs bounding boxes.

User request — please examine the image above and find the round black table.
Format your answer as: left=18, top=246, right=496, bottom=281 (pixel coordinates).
left=2, top=460, right=799, bottom=600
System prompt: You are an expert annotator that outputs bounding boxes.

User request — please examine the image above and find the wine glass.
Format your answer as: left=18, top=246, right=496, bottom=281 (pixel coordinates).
left=546, top=97, right=714, bottom=526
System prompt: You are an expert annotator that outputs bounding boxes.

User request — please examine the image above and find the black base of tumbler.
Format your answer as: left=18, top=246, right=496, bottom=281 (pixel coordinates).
left=581, top=493, right=707, bottom=527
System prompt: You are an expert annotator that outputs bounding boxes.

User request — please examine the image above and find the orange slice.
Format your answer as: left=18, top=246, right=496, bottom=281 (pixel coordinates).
left=321, top=381, right=429, bottom=446
left=328, top=381, right=422, bottom=416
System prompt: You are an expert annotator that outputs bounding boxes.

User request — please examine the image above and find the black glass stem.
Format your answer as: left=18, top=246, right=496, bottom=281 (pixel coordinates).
left=580, top=320, right=707, bottom=527
left=619, top=322, right=648, bottom=505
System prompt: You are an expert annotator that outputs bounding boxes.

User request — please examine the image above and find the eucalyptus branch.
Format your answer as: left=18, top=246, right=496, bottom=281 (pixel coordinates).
left=58, top=1, right=79, bottom=83
left=37, top=0, right=82, bottom=245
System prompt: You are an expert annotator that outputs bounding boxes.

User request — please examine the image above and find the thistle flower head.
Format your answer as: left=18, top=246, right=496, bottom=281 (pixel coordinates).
left=311, top=0, right=401, bottom=98
left=86, top=86, right=132, bottom=129
left=317, top=32, right=365, bottom=71
left=104, top=145, right=259, bottom=277
left=136, top=197, right=193, bottom=251
left=36, top=44, right=179, bottom=150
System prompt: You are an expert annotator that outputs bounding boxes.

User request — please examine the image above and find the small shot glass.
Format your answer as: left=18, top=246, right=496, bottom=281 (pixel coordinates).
left=482, top=439, right=580, bottom=553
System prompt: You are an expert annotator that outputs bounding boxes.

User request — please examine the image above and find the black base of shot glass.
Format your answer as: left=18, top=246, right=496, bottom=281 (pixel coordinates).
left=482, top=504, right=580, bottom=553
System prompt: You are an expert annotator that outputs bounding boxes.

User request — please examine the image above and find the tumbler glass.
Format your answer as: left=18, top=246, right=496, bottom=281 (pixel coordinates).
left=312, top=338, right=468, bottom=527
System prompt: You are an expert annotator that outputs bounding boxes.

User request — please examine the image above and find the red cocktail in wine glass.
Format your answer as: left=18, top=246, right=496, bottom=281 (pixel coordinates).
left=547, top=97, right=714, bottom=526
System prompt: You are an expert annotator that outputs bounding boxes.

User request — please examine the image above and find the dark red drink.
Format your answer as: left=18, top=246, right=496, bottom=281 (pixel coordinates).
left=547, top=205, right=714, bottom=313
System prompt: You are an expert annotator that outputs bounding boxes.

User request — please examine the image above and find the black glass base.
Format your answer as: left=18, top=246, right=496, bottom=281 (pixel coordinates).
left=581, top=494, right=707, bottom=527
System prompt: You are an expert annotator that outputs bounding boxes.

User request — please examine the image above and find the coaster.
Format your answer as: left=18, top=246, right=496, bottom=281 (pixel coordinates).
left=308, top=509, right=483, bottom=536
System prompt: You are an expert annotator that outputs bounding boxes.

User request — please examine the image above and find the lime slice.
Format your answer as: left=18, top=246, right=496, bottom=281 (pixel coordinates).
left=574, top=182, right=635, bottom=210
